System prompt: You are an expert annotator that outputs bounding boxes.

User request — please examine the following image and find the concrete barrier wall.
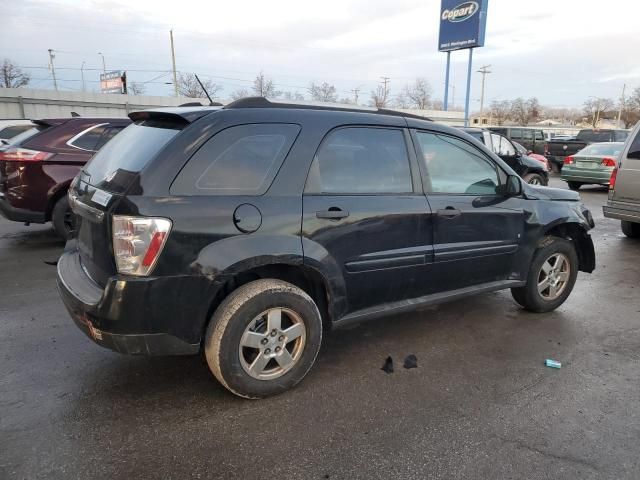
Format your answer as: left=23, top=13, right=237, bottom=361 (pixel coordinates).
left=0, top=88, right=209, bottom=119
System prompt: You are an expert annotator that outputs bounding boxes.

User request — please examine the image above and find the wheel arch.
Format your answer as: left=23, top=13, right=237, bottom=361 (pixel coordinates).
left=544, top=222, right=595, bottom=273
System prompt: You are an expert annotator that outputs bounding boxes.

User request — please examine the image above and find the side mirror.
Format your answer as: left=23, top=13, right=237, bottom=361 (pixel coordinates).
left=498, top=174, right=523, bottom=197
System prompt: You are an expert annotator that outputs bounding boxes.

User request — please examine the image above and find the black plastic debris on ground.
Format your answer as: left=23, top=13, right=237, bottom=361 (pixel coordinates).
left=381, top=356, right=394, bottom=374
left=403, top=354, right=418, bottom=369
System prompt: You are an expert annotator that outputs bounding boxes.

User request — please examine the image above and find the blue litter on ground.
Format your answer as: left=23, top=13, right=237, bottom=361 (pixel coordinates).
left=545, top=359, right=562, bottom=369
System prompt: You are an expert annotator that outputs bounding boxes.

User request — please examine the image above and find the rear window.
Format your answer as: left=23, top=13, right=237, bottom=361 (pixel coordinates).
left=0, top=124, right=32, bottom=140
left=4, top=126, right=46, bottom=146
left=83, top=120, right=181, bottom=192
left=578, top=143, right=625, bottom=157
left=614, top=131, right=629, bottom=142
left=578, top=130, right=616, bottom=142
left=171, top=124, right=300, bottom=196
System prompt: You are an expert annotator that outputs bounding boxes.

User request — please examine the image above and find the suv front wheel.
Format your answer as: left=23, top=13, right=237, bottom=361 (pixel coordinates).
left=511, top=236, right=579, bottom=313
left=205, top=279, right=323, bottom=398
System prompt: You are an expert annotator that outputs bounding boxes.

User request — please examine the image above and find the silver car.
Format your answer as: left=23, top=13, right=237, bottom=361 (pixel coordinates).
left=603, top=122, right=640, bottom=237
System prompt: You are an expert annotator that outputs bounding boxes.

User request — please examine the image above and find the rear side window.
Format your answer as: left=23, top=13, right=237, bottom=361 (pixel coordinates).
left=305, top=127, right=412, bottom=194
left=84, top=120, right=181, bottom=192
left=510, top=129, right=522, bottom=139
left=522, top=129, right=533, bottom=140
left=171, top=124, right=300, bottom=196
left=68, top=124, right=107, bottom=151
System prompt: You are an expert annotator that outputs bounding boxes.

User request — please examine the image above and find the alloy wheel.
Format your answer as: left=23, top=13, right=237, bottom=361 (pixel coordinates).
left=537, top=253, right=570, bottom=300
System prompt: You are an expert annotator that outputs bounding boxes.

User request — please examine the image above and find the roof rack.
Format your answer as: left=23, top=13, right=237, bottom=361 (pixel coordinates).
left=224, top=97, right=432, bottom=121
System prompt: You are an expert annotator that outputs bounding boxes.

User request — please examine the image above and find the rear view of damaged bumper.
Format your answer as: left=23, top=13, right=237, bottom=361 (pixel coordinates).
left=56, top=248, right=203, bottom=355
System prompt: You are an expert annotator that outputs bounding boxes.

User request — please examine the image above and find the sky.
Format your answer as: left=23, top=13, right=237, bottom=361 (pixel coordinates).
left=2, top=0, right=639, bottom=109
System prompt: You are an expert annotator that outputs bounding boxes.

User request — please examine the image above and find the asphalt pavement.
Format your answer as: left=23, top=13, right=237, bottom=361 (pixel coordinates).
left=1, top=177, right=639, bottom=479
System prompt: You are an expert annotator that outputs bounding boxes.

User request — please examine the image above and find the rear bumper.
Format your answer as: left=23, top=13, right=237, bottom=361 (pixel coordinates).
left=561, top=167, right=612, bottom=185
left=603, top=201, right=640, bottom=223
left=56, top=247, right=204, bottom=355
left=0, top=194, right=46, bottom=223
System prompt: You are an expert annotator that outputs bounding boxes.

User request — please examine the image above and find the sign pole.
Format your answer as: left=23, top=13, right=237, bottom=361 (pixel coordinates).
left=464, top=47, right=474, bottom=127
left=444, top=51, right=451, bottom=111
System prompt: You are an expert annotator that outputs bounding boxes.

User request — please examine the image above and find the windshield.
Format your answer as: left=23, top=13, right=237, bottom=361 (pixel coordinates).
left=82, top=120, right=181, bottom=193
left=578, top=143, right=625, bottom=157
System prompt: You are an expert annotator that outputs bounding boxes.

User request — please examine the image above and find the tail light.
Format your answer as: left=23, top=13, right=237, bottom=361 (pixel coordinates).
left=609, top=167, right=618, bottom=191
left=563, top=156, right=574, bottom=165
left=544, top=143, right=549, bottom=155
left=112, top=216, right=172, bottom=276
left=0, top=147, right=53, bottom=162
left=601, top=157, right=617, bottom=167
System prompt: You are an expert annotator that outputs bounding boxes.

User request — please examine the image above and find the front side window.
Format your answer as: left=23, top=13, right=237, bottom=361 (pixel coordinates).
left=171, top=123, right=300, bottom=196
left=305, top=127, right=412, bottom=194
left=416, top=131, right=501, bottom=195
left=490, top=133, right=516, bottom=156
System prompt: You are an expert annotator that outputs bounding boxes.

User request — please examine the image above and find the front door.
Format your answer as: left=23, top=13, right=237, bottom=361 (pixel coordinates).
left=302, top=126, right=434, bottom=317
left=413, top=130, right=525, bottom=292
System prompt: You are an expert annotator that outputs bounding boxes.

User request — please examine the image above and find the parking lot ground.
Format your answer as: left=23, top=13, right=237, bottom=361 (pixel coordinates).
left=1, top=177, right=639, bottom=480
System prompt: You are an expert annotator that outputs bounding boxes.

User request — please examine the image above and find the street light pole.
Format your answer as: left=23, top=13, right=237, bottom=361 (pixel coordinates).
left=98, top=52, right=106, bottom=73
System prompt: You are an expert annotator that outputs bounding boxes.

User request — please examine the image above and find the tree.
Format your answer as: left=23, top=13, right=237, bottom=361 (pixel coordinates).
left=510, top=97, right=541, bottom=126
left=583, top=97, right=614, bottom=127
left=282, top=91, right=305, bottom=101
left=338, top=97, right=353, bottom=105
left=394, top=91, right=411, bottom=109
left=620, top=87, right=640, bottom=128
left=490, top=100, right=511, bottom=125
left=432, top=99, right=444, bottom=110
left=1, top=58, right=30, bottom=88
left=526, top=97, right=541, bottom=123
left=127, top=82, right=146, bottom=96
left=230, top=88, right=249, bottom=100
left=402, top=77, right=432, bottom=109
left=308, top=82, right=337, bottom=102
left=370, top=84, right=390, bottom=108
left=177, top=73, right=221, bottom=99
left=252, top=71, right=280, bottom=98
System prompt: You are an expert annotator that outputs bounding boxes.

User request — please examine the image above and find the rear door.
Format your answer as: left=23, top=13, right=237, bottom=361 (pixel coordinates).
left=302, top=126, right=434, bottom=315
left=412, top=129, right=525, bottom=292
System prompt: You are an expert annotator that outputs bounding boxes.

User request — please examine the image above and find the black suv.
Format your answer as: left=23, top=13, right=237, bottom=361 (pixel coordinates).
left=460, top=128, right=549, bottom=186
left=57, top=98, right=595, bottom=398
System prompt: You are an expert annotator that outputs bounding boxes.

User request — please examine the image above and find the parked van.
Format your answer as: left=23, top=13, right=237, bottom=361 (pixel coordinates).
left=489, top=127, right=546, bottom=156
left=603, top=122, right=640, bottom=238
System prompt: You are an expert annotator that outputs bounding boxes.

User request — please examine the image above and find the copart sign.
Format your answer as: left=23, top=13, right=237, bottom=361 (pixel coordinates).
left=438, top=0, right=488, bottom=52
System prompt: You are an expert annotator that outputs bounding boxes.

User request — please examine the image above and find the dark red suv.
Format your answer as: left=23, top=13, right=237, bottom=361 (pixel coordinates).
left=0, top=117, right=130, bottom=238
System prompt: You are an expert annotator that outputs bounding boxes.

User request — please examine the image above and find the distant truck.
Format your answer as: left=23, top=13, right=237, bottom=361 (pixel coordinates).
left=545, top=129, right=629, bottom=172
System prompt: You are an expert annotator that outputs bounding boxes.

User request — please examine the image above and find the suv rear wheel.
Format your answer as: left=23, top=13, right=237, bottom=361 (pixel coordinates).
left=511, top=236, right=579, bottom=313
left=51, top=196, right=75, bottom=240
left=204, top=279, right=322, bottom=398
left=621, top=220, right=640, bottom=238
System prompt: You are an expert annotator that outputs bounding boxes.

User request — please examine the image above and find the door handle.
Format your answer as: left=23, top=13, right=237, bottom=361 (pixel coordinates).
left=437, top=208, right=461, bottom=218
left=316, top=208, right=349, bottom=220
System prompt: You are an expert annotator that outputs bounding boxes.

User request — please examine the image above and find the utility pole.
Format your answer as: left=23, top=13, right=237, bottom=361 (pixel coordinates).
left=477, top=64, right=491, bottom=115
left=48, top=49, right=58, bottom=91
left=450, top=83, right=456, bottom=108
left=380, top=76, right=390, bottom=105
left=351, top=87, right=360, bottom=105
left=617, top=83, right=626, bottom=126
left=80, top=61, right=86, bottom=92
left=170, top=30, right=179, bottom=97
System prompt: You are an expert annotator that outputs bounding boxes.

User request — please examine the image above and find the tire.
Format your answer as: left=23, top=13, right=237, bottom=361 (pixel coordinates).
left=204, top=279, right=322, bottom=399
left=621, top=220, right=640, bottom=238
left=51, top=195, right=76, bottom=240
left=511, top=236, right=579, bottom=313
left=524, top=173, right=547, bottom=186
left=567, top=181, right=583, bottom=191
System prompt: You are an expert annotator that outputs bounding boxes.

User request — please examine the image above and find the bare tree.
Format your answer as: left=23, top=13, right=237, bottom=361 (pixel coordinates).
left=402, top=77, right=432, bottom=109
left=282, top=91, right=305, bottom=101
left=620, top=87, right=640, bottom=128
left=370, top=84, right=390, bottom=108
left=510, top=97, right=541, bottom=126
left=230, top=88, right=249, bottom=100
left=127, top=82, right=146, bottom=96
left=177, top=73, right=221, bottom=99
left=490, top=100, right=511, bottom=125
left=431, top=99, right=444, bottom=110
left=394, top=91, right=411, bottom=109
left=1, top=58, right=30, bottom=88
left=308, top=82, right=337, bottom=102
left=252, top=71, right=280, bottom=98
left=583, top=97, right=614, bottom=127
left=526, top=97, right=541, bottom=123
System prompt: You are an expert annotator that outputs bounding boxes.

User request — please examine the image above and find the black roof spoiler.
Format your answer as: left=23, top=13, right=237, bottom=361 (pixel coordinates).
left=128, top=107, right=221, bottom=124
